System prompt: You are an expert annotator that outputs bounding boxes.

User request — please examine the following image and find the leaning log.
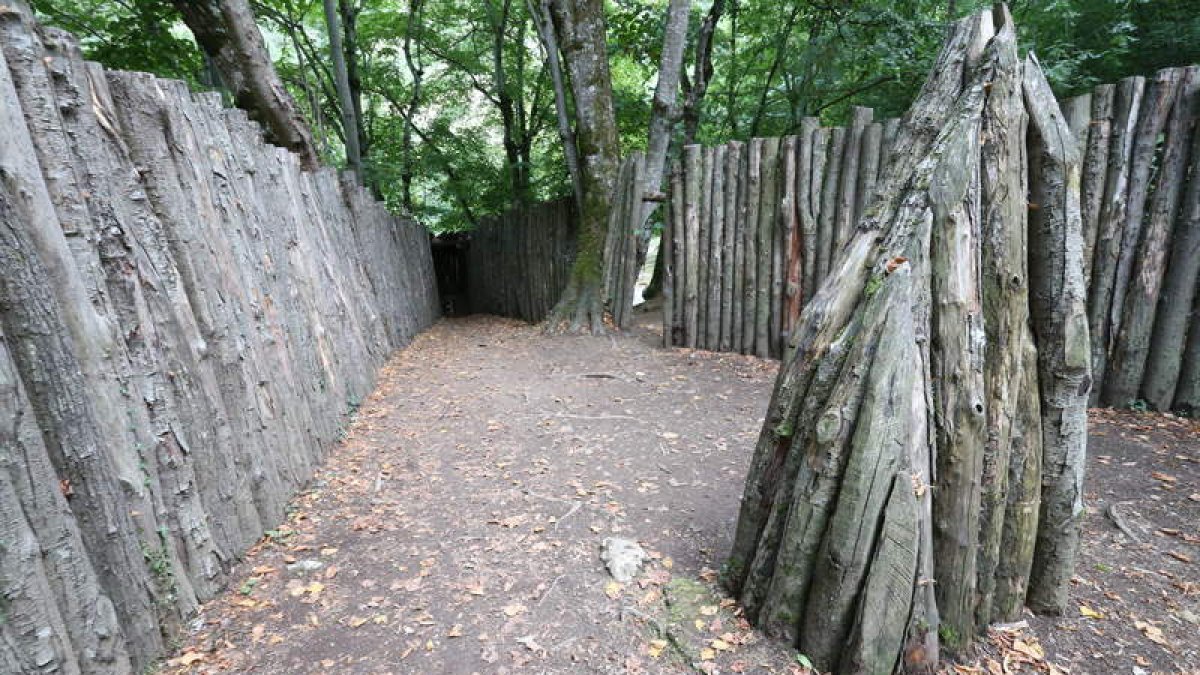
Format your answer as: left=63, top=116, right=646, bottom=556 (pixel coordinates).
left=1023, top=52, right=1092, bottom=616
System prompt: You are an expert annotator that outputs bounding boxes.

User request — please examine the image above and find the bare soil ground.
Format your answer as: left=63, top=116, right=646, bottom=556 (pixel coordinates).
left=161, top=313, right=1198, bottom=675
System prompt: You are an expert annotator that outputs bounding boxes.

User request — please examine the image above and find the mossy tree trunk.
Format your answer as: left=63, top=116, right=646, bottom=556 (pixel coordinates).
left=725, top=7, right=1089, bottom=673
left=544, top=0, right=621, bottom=333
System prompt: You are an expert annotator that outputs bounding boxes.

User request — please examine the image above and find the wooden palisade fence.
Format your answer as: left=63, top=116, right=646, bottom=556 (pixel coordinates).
left=0, top=6, right=438, bottom=672
left=662, top=109, right=899, bottom=358
left=1064, top=66, right=1200, bottom=414
left=664, top=67, right=1200, bottom=414
left=465, top=198, right=576, bottom=322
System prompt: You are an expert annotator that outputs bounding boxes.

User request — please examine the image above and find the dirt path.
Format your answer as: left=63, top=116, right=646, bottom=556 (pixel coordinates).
left=162, top=315, right=800, bottom=674
left=161, top=315, right=1198, bottom=675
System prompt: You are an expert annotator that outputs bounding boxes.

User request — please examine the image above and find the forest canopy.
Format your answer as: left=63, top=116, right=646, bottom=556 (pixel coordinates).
left=30, top=0, right=1200, bottom=232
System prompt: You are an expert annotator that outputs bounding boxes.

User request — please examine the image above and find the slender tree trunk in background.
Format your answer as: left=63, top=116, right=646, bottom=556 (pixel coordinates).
left=340, top=1, right=370, bottom=172
left=172, top=0, right=320, bottom=169
left=322, top=0, right=363, bottom=179
left=401, top=0, right=424, bottom=214
left=630, top=0, right=689, bottom=301
left=681, top=0, right=724, bottom=146
left=640, top=0, right=688, bottom=228
left=487, top=0, right=532, bottom=206
left=545, top=0, right=621, bottom=333
left=726, top=9, right=1088, bottom=672
left=724, top=0, right=738, bottom=138
left=529, top=0, right=583, bottom=209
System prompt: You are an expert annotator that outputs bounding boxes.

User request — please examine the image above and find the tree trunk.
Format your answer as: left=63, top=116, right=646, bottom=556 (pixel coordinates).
left=401, top=0, right=424, bottom=214
left=544, top=0, right=622, bottom=333
left=529, top=0, right=584, bottom=209
left=639, top=0, right=689, bottom=232
left=726, top=10, right=1086, bottom=672
left=172, top=0, right=320, bottom=169
left=321, top=0, right=363, bottom=179
left=1079, top=86, right=1113, bottom=288
left=680, top=0, right=724, bottom=146
left=340, top=0, right=369, bottom=171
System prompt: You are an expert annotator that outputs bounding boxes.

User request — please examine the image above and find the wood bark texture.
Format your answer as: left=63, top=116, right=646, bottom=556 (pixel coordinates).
left=0, top=6, right=438, bottom=671
left=724, top=9, right=1091, bottom=671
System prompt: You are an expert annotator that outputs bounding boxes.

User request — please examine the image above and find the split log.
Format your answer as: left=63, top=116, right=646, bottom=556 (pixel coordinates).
left=707, top=146, right=726, bottom=348
left=732, top=143, right=748, bottom=354
left=1079, top=86, right=1114, bottom=287
left=1105, top=68, right=1198, bottom=406
left=834, top=107, right=872, bottom=253
left=798, top=119, right=821, bottom=306
left=856, top=122, right=883, bottom=226
left=720, top=143, right=741, bottom=351
left=878, top=118, right=900, bottom=183
left=726, top=9, right=1083, bottom=672
left=1143, top=89, right=1200, bottom=410
left=974, top=22, right=1038, bottom=629
left=1087, top=76, right=1144, bottom=404
left=816, top=127, right=845, bottom=287
left=756, top=137, right=780, bottom=358
left=1175, top=293, right=1200, bottom=414
left=773, top=137, right=796, bottom=355
left=1023, top=53, right=1092, bottom=615
left=784, top=134, right=805, bottom=344
left=664, top=163, right=680, bottom=346
left=683, top=145, right=702, bottom=347
left=698, top=147, right=715, bottom=347
left=742, top=139, right=762, bottom=354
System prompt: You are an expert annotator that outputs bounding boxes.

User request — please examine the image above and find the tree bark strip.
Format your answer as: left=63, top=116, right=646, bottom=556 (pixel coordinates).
left=1079, top=86, right=1114, bottom=288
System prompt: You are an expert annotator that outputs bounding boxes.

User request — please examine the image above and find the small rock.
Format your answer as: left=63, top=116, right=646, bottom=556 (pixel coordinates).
left=287, top=559, right=324, bottom=574
left=600, top=537, right=646, bottom=582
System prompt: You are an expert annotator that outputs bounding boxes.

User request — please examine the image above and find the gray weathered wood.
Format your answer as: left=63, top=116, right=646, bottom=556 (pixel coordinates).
left=1106, top=68, right=1197, bottom=406
left=1103, top=68, right=1182, bottom=405
left=1080, top=86, right=1114, bottom=287
left=683, top=145, right=702, bottom=347
left=1087, top=76, right=1144, bottom=405
left=1023, top=53, right=1092, bottom=616
left=756, top=137, right=780, bottom=358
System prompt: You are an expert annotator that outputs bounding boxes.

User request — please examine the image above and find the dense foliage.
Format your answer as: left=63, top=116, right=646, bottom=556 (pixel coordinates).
left=30, top=0, right=1200, bottom=231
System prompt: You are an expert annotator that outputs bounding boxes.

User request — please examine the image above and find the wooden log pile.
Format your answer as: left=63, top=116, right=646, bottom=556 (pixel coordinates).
left=0, top=6, right=438, bottom=672
left=667, top=66, right=1200, bottom=416
left=663, top=110, right=896, bottom=357
left=465, top=198, right=576, bottom=323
